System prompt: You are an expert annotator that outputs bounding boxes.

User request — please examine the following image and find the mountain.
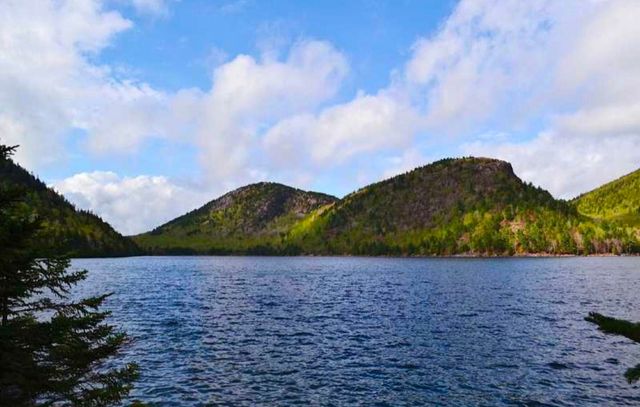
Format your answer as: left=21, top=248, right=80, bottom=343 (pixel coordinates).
left=573, top=168, right=640, bottom=227
left=133, top=182, right=337, bottom=254
left=0, top=156, right=139, bottom=257
left=137, top=157, right=640, bottom=256
left=288, top=157, right=601, bottom=255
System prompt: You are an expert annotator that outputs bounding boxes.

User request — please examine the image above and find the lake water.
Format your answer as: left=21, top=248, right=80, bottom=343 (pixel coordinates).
left=72, top=256, right=640, bottom=406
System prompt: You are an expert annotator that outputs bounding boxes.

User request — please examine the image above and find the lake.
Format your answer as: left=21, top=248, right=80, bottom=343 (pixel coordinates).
left=72, top=256, right=640, bottom=406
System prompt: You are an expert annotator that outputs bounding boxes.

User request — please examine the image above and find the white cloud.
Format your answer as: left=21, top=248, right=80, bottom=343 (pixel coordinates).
left=465, top=132, right=640, bottom=199
left=194, top=40, right=349, bottom=185
left=554, top=0, right=640, bottom=103
left=54, top=172, right=208, bottom=235
left=405, top=0, right=572, bottom=132
left=263, top=91, right=420, bottom=168
left=129, top=0, right=170, bottom=16
left=556, top=104, right=640, bottom=137
left=0, top=0, right=188, bottom=169
left=0, top=2, right=355, bottom=230
left=0, top=0, right=133, bottom=167
left=261, top=0, right=638, bottom=191
left=413, top=0, right=640, bottom=197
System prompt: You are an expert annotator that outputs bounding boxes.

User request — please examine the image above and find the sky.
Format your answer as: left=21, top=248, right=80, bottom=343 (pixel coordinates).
left=2, top=0, right=640, bottom=235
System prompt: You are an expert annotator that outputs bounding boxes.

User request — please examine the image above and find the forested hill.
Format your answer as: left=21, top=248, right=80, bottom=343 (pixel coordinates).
left=133, top=182, right=338, bottom=254
left=0, top=156, right=139, bottom=257
left=288, top=157, right=638, bottom=255
left=136, top=157, right=640, bottom=256
left=5, top=147, right=638, bottom=257
left=574, top=168, right=640, bottom=227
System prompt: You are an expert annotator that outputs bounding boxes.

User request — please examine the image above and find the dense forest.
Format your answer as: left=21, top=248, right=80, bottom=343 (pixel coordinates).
left=4, top=150, right=639, bottom=257
left=0, top=155, right=139, bottom=257
left=574, top=168, right=640, bottom=227
left=135, top=158, right=640, bottom=256
left=134, top=182, right=337, bottom=254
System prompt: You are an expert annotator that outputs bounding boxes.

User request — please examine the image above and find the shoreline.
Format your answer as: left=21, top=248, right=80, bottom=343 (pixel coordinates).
left=71, top=252, right=640, bottom=260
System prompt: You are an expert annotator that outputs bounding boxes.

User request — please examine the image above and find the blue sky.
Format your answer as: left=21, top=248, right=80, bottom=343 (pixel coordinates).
left=101, top=1, right=457, bottom=92
left=2, top=0, right=640, bottom=234
left=58, top=0, right=458, bottom=183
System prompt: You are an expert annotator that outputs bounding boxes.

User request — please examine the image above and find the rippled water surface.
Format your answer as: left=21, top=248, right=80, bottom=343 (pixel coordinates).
left=72, top=256, right=640, bottom=406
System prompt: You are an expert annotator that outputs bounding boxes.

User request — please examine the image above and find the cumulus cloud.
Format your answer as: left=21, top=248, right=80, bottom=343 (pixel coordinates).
left=193, top=40, right=349, bottom=186
left=0, top=0, right=131, bottom=167
left=464, top=132, right=640, bottom=199
left=0, top=0, right=190, bottom=171
left=405, top=0, right=577, bottom=132
left=263, top=91, right=420, bottom=169
left=54, top=172, right=208, bottom=235
left=260, top=0, right=640, bottom=193
left=415, top=0, right=640, bottom=197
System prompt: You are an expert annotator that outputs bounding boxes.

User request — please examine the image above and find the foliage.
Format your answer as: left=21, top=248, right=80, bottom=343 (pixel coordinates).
left=574, top=168, right=640, bottom=226
left=0, top=145, right=140, bottom=406
left=0, top=156, right=139, bottom=257
left=133, top=182, right=336, bottom=255
left=288, top=158, right=640, bottom=256
left=585, top=312, right=640, bottom=383
left=134, top=157, right=640, bottom=256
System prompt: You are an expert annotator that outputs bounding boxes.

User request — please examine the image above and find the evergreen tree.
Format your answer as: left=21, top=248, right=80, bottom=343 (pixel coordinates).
left=0, top=145, right=139, bottom=406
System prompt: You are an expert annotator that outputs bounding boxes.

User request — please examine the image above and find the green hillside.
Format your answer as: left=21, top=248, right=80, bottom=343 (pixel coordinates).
left=136, top=157, right=640, bottom=256
left=574, top=168, right=640, bottom=227
left=288, top=157, right=638, bottom=255
left=0, top=153, right=139, bottom=257
left=133, top=182, right=337, bottom=254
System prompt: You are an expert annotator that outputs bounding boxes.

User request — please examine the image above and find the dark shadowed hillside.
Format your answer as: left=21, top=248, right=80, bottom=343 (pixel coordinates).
left=0, top=155, right=139, bottom=257
left=311, top=157, right=559, bottom=233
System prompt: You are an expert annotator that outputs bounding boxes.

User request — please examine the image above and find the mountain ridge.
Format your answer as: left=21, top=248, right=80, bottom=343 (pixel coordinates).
left=135, top=157, right=640, bottom=256
left=5, top=150, right=638, bottom=257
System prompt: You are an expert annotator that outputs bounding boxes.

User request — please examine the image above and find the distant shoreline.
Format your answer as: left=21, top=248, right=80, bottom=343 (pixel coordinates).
left=71, top=253, right=640, bottom=260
